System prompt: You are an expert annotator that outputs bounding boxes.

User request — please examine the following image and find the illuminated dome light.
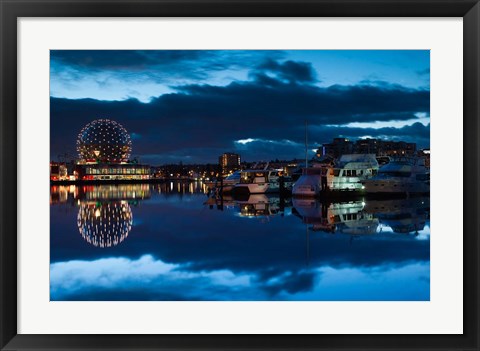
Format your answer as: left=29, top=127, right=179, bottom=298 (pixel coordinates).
left=77, top=201, right=133, bottom=248
left=77, top=119, right=132, bottom=163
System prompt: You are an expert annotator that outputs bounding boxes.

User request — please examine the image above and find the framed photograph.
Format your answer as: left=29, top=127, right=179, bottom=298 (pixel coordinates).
left=1, top=0, right=478, bottom=350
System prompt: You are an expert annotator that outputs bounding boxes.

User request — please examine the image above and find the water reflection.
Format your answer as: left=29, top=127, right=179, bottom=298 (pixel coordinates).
left=205, top=193, right=429, bottom=236
left=77, top=201, right=133, bottom=248
left=293, top=199, right=378, bottom=235
left=237, top=195, right=284, bottom=217
left=292, top=197, right=429, bottom=236
left=151, top=181, right=209, bottom=196
left=364, top=197, right=429, bottom=234
left=81, top=184, right=150, bottom=201
left=51, top=184, right=152, bottom=247
left=50, top=183, right=430, bottom=300
left=51, top=182, right=430, bottom=244
left=50, top=183, right=152, bottom=204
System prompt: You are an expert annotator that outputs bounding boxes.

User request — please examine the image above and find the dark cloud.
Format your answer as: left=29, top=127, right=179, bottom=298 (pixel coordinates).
left=51, top=50, right=286, bottom=80
left=263, top=271, right=317, bottom=296
left=51, top=50, right=235, bottom=71
left=255, top=59, right=317, bottom=83
left=51, top=50, right=190, bottom=70
left=417, top=68, right=430, bottom=76
left=51, top=74, right=429, bottom=163
left=312, top=122, right=430, bottom=148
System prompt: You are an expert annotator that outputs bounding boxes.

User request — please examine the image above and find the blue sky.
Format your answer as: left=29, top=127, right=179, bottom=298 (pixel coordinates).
left=50, top=50, right=430, bottom=164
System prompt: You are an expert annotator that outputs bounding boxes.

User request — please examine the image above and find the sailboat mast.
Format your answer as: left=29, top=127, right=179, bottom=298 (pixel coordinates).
left=305, top=120, right=308, bottom=169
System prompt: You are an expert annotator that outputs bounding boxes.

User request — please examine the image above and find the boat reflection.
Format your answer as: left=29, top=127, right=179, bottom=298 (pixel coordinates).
left=204, top=193, right=429, bottom=235
left=293, top=199, right=378, bottom=235
left=364, top=197, right=429, bottom=234
left=77, top=201, right=133, bottom=248
left=205, top=194, right=290, bottom=218
left=293, top=197, right=429, bottom=235
left=236, top=194, right=285, bottom=217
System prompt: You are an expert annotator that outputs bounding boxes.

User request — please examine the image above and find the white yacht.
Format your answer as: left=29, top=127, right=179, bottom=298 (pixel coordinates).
left=234, top=170, right=293, bottom=194
left=292, top=154, right=379, bottom=197
left=361, top=157, right=429, bottom=194
left=291, top=165, right=327, bottom=197
left=205, top=170, right=242, bottom=192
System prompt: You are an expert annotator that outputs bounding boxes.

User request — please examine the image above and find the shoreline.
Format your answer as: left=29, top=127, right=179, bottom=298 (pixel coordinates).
left=50, top=178, right=199, bottom=185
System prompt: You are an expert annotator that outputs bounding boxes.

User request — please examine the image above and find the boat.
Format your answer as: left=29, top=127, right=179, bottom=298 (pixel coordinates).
left=205, top=170, right=242, bottom=193
left=292, top=154, right=379, bottom=197
left=234, top=170, right=293, bottom=194
left=361, top=157, right=429, bottom=194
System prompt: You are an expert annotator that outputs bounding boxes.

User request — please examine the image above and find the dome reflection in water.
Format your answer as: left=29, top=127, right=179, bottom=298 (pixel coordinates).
left=77, top=201, right=133, bottom=248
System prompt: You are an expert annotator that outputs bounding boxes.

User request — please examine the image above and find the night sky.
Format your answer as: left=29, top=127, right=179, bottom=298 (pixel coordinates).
left=50, top=50, right=430, bottom=165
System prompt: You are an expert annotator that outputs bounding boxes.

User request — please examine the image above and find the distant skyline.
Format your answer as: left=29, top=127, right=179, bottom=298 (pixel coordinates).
left=50, top=50, right=430, bottom=165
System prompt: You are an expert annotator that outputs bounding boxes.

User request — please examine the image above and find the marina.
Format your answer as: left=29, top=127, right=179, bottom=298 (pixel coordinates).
left=234, top=169, right=294, bottom=195
left=48, top=49, right=431, bottom=302
left=51, top=118, right=430, bottom=199
left=292, top=154, right=380, bottom=197
left=52, top=149, right=430, bottom=198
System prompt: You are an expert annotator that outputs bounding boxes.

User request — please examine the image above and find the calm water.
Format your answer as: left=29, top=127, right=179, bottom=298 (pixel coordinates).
left=50, top=182, right=430, bottom=301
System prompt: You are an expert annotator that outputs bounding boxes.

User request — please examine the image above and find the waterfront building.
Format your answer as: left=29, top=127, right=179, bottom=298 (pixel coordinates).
left=74, top=163, right=151, bottom=181
left=51, top=118, right=151, bottom=182
left=318, top=138, right=354, bottom=159
left=219, top=152, right=241, bottom=174
left=354, top=138, right=380, bottom=155
left=50, top=162, right=68, bottom=181
left=368, top=140, right=416, bottom=156
left=316, top=137, right=417, bottom=158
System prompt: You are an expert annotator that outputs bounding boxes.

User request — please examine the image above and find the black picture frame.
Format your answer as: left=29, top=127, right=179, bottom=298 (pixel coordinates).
left=1, top=1, right=478, bottom=350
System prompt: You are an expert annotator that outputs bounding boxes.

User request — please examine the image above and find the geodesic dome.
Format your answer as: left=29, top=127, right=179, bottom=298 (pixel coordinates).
left=77, top=201, right=133, bottom=248
left=77, top=119, right=132, bottom=163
